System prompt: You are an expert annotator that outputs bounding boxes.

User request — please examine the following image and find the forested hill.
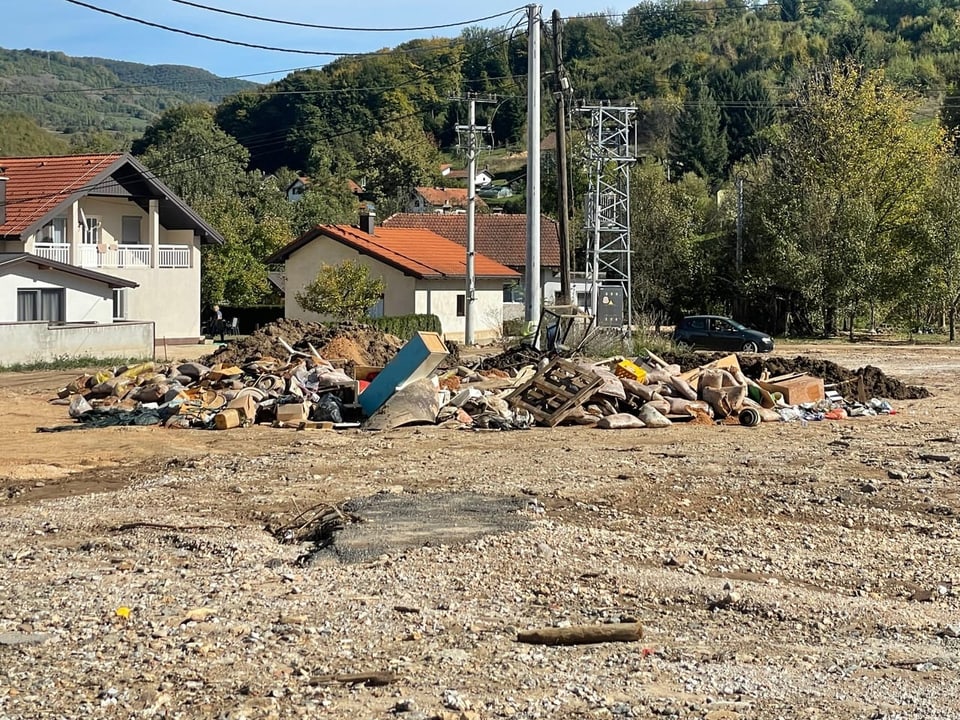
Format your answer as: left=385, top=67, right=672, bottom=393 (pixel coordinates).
left=0, top=48, right=257, bottom=139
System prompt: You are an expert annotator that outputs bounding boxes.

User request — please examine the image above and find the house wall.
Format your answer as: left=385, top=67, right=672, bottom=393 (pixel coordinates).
left=0, top=321, right=154, bottom=366
left=414, top=278, right=505, bottom=343
left=20, top=196, right=204, bottom=341
left=104, top=230, right=201, bottom=341
left=0, top=266, right=114, bottom=323
left=283, top=235, right=417, bottom=322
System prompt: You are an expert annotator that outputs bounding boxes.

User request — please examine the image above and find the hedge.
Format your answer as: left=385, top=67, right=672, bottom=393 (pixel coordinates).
left=363, top=314, right=442, bottom=340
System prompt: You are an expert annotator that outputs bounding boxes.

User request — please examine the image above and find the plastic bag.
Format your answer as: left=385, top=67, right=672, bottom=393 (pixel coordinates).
left=312, top=393, right=343, bottom=423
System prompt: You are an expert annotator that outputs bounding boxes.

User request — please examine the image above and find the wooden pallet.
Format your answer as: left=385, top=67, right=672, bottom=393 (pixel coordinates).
left=506, top=358, right=604, bottom=427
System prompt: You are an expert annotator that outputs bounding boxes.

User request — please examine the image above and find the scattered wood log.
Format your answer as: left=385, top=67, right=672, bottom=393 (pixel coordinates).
left=516, top=622, right=643, bottom=646
left=311, top=671, right=397, bottom=687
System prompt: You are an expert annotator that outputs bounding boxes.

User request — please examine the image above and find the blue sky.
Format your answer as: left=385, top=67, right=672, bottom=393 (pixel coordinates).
left=0, top=1, right=634, bottom=81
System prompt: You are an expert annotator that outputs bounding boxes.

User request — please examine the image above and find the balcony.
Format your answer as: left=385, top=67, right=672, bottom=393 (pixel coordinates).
left=34, top=243, right=192, bottom=269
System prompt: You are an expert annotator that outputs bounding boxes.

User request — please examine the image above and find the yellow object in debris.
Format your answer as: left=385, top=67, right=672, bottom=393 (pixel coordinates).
left=120, top=362, right=156, bottom=379
left=614, top=359, right=647, bottom=383
left=115, top=606, right=131, bottom=619
left=94, top=371, right=112, bottom=386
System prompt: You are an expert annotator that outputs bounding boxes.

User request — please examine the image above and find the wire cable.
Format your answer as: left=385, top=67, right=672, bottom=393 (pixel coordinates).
left=64, top=0, right=462, bottom=57
left=168, top=1, right=524, bottom=33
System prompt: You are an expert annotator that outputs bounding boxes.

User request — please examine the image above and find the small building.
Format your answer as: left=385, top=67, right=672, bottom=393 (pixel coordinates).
left=407, top=187, right=488, bottom=214
left=0, top=252, right=153, bottom=365
left=445, top=167, right=495, bottom=188
left=266, top=213, right=519, bottom=342
left=382, top=213, right=562, bottom=317
left=0, top=153, right=223, bottom=343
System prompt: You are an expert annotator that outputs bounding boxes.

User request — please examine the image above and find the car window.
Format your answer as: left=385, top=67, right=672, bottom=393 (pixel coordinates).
left=687, top=318, right=706, bottom=331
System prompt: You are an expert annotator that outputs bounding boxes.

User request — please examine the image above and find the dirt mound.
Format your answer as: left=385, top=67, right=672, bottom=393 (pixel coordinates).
left=203, top=319, right=404, bottom=368
left=659, top=351, right=929, bottom=400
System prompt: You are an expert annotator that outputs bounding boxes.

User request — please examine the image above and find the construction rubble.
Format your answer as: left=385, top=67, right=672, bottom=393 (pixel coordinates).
left=43, top=321, right=925, bottom=434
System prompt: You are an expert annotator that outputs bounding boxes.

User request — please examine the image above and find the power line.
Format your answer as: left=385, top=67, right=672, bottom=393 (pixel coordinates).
left=64, top=0, right=466, bottom=57
left=168, top=1, right=524, bottom=33
left=2, top=24, right=526, bottom=205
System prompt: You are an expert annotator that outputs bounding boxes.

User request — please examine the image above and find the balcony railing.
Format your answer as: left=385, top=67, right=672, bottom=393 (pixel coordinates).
left=33, top=243, right=191, bottom=269
left=33, top=243, right=70, bottom=265
left=158, top=245, right=191, bottom=268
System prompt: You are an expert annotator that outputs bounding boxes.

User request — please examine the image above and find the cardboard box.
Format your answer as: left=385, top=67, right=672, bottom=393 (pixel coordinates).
left=276, top=400, right=310, bottom=424
left=352, top=365, right=384, bottom=382
left=757, top=373, right=825, bottom=405
left=225, top=394, right=258, bottom=422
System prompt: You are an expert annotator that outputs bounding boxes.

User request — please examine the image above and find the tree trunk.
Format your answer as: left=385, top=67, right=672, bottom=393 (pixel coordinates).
left=824, top=305, right=837, bottom=337
left=951, top=303, right=956, bottom=343
left=848, top=309, right=856, bottom=342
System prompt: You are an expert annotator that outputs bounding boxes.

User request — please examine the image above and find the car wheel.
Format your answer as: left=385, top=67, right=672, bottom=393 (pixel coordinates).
left=741, top=341, right=758, bottom=353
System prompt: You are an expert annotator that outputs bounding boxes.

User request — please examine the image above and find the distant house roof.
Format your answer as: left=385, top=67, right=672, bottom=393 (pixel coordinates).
left=346, top=179, right=364, bottom=195
left=0, top=153, right=223, bottom=244
left=266, top=224, right=519, bottom=280
left=0, top=252, right=138, bottom=288
left=446, top=167, right=492, bottom=181
left=412, top=186, right=488, bottom=211
left=382, top=213, right=562, bottom=270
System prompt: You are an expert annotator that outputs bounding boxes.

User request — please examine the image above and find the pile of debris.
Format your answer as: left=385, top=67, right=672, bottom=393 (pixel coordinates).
left=45, top=323, right=925, bottom=433
left=201, top=319, right=405, bottom=370
left=439, top=350, right=912, bottom=431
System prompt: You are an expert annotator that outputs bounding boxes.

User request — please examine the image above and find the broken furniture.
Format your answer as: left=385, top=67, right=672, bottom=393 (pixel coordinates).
left=506, top=358, right=605, bottom=427
left=359, top=332, right=449, bottom=417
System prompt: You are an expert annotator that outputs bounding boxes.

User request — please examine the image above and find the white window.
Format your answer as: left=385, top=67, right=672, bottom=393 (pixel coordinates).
left=38, top=217, right=67, bottom=244
left=17, top=288, right=65, bottom=322
left=112, top=288, right=128, bottom=320
left=83, top=216, right=101, bottom=245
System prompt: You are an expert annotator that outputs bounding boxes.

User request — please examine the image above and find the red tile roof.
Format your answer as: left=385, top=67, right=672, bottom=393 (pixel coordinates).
left=0, top=153, right=224, bottom=244
left=0, top=154, right=122, bottom=236
left=413, top=186, right=488, bottom=210
left=267, top=224, right=519, bottom=280
left=382, top=213, right=562, bottom=269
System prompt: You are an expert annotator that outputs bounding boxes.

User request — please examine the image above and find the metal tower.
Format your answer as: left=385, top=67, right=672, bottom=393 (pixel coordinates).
left=579, top=104, right=636, bottom=329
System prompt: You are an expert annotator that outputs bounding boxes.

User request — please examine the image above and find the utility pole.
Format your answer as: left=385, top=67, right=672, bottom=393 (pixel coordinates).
left=453, top=94, right=494, bottom=345
left=551, top=9, right=572, bottom=305
left=735, top=175, right=744, bottom=278
left=525, top=3, right=542, bottom=327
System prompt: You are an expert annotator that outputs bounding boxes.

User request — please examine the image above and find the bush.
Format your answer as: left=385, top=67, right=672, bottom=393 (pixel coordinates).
left=364, top=314, right=442, bottom=340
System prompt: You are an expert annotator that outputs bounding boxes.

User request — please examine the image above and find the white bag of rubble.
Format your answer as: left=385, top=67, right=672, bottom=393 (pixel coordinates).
left=638, top=404, right=672, bottom=428
left=68, top=394, right=93, bottom=418
left=596, top=413, right=645, bottom=429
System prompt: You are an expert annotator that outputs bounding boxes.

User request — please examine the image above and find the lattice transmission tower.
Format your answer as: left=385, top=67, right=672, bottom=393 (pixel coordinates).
left=579, top=104, right=636, bottom=329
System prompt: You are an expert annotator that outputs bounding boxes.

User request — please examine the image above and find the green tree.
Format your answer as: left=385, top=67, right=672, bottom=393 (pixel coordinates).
left=358, top=115, right=440, bottom=215
left=754, top=62, right=944, bottom=336
left=295, top=261, right=386, bottom=320
left=135, top=104, right=249, bottom=205
left=919, top=154, right=960, bottom=340
left=671, top=83, right=729, bottom=182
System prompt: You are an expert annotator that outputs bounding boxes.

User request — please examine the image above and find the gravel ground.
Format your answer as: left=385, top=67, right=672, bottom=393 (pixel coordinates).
left=1, top=343, right=960, bottom=719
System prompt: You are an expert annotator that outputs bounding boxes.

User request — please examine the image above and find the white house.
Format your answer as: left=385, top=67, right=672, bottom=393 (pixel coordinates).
left=266, top=213, right=520, bottom=343
left=0, top=153, right=224, bottom=344
left=382, top=213, right=563, bottom=319
left=0, top=252, right=153, bottom=365
left=445, top=167, right=495, bottom=188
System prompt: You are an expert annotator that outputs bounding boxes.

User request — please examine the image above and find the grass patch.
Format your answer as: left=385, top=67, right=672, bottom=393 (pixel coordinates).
left=0, top=356, right=150, bottom=373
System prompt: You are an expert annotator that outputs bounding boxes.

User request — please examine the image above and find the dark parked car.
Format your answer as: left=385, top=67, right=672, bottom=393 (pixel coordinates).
left=672, top=315, right=774, bottom=353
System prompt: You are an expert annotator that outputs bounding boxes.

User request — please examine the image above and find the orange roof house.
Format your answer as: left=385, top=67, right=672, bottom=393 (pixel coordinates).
left=267, top=214, right=518, bottom=342
left=382, top=213, right=561, bottom=271
left=407, top=186, right=488, bottom=214
left=0, top=153, right=222, bottom=344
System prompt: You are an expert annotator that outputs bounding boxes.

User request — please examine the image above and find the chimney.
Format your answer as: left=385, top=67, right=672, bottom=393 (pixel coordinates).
left=0, top=168, right=7, bottom=227
left=359, top=209, right=376, bottom=235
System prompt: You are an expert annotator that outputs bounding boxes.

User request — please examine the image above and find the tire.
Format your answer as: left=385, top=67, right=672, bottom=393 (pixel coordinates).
left=741, top=341, right=758, bottom=353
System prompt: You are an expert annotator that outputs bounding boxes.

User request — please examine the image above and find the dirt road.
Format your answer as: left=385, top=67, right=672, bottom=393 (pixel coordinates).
left=1, top=343, right=959, bottom=719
